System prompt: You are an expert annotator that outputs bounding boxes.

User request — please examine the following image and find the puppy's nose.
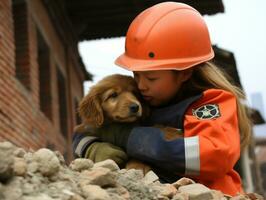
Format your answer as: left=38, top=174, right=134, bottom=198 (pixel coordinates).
left=129, top=104, right=139, bottom=113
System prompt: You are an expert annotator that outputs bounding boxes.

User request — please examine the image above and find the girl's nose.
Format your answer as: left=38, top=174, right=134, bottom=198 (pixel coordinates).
left=137, top=78, right=148, bottom=91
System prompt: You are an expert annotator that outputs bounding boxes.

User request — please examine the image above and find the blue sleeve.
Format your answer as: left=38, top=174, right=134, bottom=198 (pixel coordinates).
left=126, top=127, right=186, bottom=174
left=72, top=132, right=99, bottom=158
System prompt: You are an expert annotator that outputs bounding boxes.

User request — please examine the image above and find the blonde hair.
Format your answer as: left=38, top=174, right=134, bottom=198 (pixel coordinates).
left=179, top=62, right=251, bottom=150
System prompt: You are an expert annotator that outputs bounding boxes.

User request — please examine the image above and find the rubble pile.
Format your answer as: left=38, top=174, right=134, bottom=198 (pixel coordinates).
left=0, top=142, right=263, bottom=200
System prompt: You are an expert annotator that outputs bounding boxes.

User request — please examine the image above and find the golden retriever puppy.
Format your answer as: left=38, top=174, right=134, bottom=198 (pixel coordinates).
left=75, top=74, right=151, bottom=173
left=77, top=74, right=145, bottom=128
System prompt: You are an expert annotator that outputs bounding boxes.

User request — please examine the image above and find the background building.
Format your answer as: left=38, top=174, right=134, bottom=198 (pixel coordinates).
left=0, top=0, right=91, bottom=161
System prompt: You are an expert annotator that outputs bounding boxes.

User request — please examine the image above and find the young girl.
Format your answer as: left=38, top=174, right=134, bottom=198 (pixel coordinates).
left=73, top=2, right=251, bottom=196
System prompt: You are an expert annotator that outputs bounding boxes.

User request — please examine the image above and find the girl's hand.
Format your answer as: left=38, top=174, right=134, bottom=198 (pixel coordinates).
left=85, top=142, right=128, bottom=168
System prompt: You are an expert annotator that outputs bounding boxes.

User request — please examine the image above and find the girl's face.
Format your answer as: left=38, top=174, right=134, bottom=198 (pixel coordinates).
left=133, top=70, right=192, bottom=107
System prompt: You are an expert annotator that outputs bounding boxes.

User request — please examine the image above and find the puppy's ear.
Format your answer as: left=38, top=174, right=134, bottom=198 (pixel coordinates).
left=78, top=92, right=104, bottom=128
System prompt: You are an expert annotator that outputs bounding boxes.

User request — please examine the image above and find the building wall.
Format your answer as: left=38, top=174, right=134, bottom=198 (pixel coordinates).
left=0, top=0, right=85, bottom=161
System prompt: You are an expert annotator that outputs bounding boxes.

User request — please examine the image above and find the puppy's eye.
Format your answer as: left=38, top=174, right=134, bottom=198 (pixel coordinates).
left=109, top=92, right=118, bottom=98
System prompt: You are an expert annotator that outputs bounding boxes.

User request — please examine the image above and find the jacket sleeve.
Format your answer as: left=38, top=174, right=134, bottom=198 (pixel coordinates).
left=183, top=89, right=241, bottom=180
left=72, top=123, right=135, bottom=158
left=125, top=89, right=241, bottom=180
left=72, top=132, right=99, bottom=158
left=126, top=127, right=187, bottom=174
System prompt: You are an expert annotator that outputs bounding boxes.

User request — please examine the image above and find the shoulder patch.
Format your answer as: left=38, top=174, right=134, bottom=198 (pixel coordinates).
left=192, top=104, right=221, bottom=120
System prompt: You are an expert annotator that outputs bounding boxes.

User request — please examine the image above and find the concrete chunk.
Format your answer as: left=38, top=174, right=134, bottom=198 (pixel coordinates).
left=178, top=183, right=213, bottom=200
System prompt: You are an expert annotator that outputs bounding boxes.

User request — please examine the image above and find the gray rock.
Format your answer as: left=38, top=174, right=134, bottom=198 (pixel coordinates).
left=172, top=177, right=195, bottom=189
left=118, top=168, right=144, bottom=182
left=54, top=150, right=67, bottom=166
left=32, top=148, right=60, bottom=177
left=178, top=183, right=213, bottom=200
left=69, top=158, right=94, bottom=172
left=2, top=177, right=23, bottom=199
left=13, top=147, right=27, bottom=158
left=143, top=170, right=159, bottom=185
left=81, top=184, right=111, bottom=200
left=13, top=157, right=27, bottom=176
left=153, top=183, right=177, bottom=198
left=93, top=159, right=120, bottom=171
left=106, top=185, right=130, bottom=200
left=117, top=171, right=159, bottom=200
left=22, top=194, right=54, bottom=200
left=78, top=167, right=117, bottom=187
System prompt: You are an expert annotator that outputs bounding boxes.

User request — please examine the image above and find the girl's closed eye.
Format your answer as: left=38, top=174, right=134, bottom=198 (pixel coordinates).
left=147, top=78, right=158, bottom=81
left=147, top=77, right=159, bottom=81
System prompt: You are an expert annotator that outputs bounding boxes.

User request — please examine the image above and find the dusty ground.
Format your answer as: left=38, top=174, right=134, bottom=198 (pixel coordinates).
left=0, top=141, right=263, bottom=200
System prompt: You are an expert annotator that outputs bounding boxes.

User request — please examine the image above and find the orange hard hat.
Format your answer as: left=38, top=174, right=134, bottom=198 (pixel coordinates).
left=115, top=2, right=214, bottom=71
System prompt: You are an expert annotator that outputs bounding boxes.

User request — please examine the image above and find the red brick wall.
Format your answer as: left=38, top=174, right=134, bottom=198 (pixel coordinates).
left=0, top=0, right=85, bottom=161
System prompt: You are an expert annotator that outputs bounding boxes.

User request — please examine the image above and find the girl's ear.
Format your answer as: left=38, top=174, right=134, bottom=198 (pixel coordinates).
left=78, top=91, right=104, bottom=128
left=179, top=68, right=193, bottom=83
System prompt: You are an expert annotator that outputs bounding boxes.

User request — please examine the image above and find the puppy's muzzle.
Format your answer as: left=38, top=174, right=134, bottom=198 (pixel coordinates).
left=129, top=103, right=139, bottom=114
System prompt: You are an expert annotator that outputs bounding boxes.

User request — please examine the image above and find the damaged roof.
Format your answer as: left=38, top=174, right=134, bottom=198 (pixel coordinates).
left=44, top=0, right=224, bottom=41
